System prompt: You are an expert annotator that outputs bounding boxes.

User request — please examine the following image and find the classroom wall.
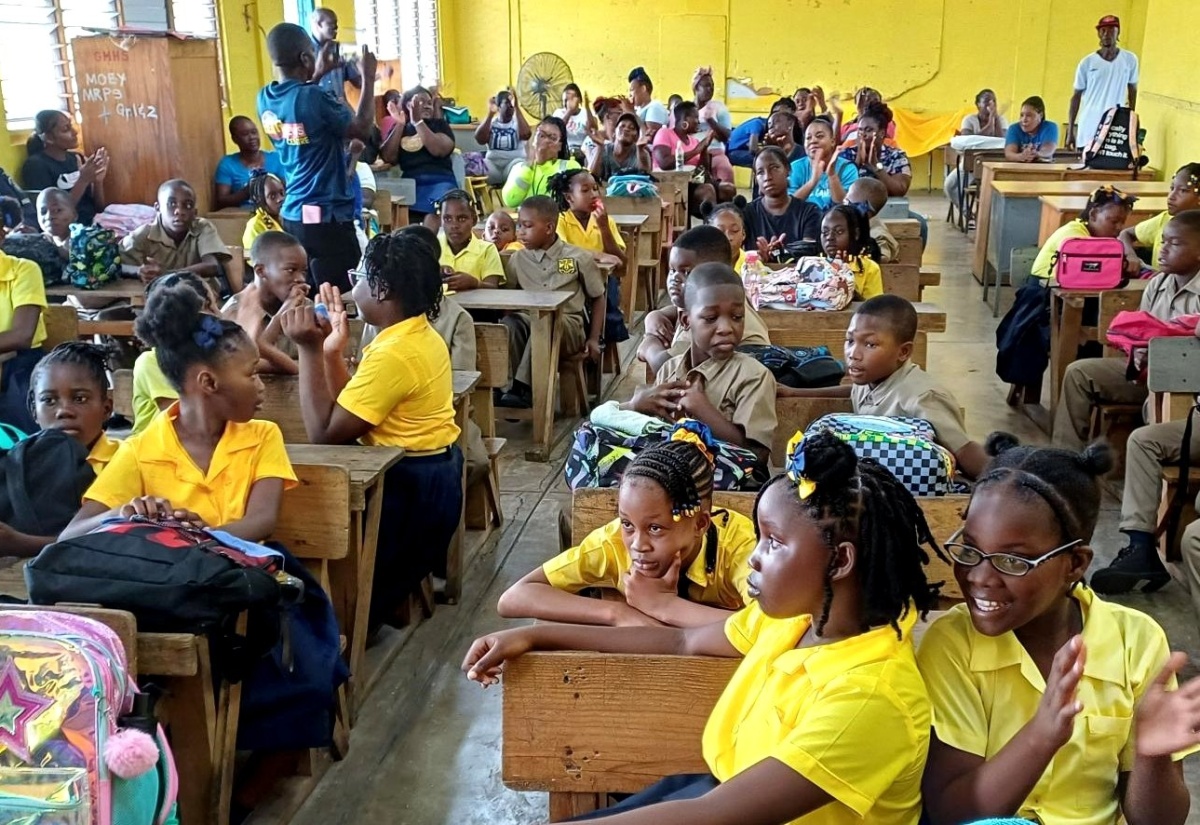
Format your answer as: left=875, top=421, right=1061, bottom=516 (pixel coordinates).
left=1137, top=0, right=1199, bottom=177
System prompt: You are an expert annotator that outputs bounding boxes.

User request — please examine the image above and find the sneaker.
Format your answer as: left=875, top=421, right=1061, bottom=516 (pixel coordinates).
left=496, top=386, right=532, bottom=409
left=1090, top=544, right=1171, bottom=595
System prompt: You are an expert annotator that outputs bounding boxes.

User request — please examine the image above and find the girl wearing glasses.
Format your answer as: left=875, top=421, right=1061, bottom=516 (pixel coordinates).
left=917, top=433, right=1200, bottom=825
left=501, top=116, right=581, bottom=207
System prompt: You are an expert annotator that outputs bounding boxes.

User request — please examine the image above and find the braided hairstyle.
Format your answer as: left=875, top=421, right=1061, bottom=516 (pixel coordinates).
left=754, top=430, right=944, bottom=636
left=547, top=168, right=591, bottom=213
left=30, top=341, right=109, bottom=403
left=248, top=170, right=284, bottom=211
left=360, top=232, right=443, bottom=321
left=1078, top=185, right=1137, bottom=226
left=136, top=281, right=248, bottom=391
left=436, top=187, right=475, bottom=216
left=825, top=203, right=882, bottom=263
left=974, top=432, right=1113, bottom=545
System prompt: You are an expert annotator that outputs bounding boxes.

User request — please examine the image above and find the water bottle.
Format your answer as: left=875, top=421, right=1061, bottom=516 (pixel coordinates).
left=742, top=250, right=764, bottom=309
left=674, top=140, right=685, bottom=171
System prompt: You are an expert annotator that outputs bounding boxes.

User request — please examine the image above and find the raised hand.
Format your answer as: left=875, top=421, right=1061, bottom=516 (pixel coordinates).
left=1135, top=652, right=1200, bottom=758
left=1031, top=635, right=1086, bottom=751
left=359, top=45, right=377, bottom=82
left=317, top=282, right=348, bottom=357
left=280, top=302, right=329, bottom=350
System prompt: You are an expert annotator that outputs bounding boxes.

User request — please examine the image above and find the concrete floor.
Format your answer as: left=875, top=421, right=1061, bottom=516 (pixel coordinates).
left=281, top=195, right=1200, bottom=825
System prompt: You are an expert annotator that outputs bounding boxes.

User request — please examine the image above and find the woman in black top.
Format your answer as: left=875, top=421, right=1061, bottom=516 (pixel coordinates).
left=21, top=111, right=107, bottom=226
left=742, top=146, right=820, bottom=262
left=380, top=86, right=457, bottom=225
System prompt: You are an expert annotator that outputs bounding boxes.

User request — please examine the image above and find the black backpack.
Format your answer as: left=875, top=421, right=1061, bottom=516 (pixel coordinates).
left=736, top=344, right=845, bottom=389
left=0, top=429, right=95, bottom=538
left=1083, top=106, right=1148, bottom=171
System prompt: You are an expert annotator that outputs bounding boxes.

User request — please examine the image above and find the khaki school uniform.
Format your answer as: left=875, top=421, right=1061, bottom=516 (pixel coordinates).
left=668, top=304, right=771, bottom=358
left=503, top=238, right=605, bottom=386
left=656, top=350, right=777, bottom=459
left=851, top=361, right=971, bottom=453
left=1053, top=270, right=1200, bottom=449
left=119, top=217, right=229, bottom=271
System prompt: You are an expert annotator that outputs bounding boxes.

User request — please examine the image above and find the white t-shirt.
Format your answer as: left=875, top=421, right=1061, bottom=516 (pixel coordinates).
left=696, top=99, right=733, bottom=152
left=553, top=108, right=590, bottom=150
left=1073, top=49, right=1139, bottom=148
left=636, top=100, right=670, bottom=128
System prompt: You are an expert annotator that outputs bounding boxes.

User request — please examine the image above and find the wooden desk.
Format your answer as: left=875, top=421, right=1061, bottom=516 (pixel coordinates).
left=611, top=214, right=650, bottom=323
left=453, top=290, right=573, bottom=461
left=1038, top=196, right=1169, bottom=245
left=761, top=303, right=946, bottom=370
left=1048, top=281, right=1148, bottom=421
left=654, top=167, right=693, bottom=228
left=285, top=444, right=404, bottom=719
left=390, top=195, right=411, bottom=229
left=973, top=161, right=1158, bottom=282
left=47, top=278, right=147, bottom=305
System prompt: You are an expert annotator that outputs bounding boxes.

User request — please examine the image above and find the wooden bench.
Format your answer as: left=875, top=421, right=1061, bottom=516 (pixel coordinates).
left=880, top=218, right=938, bottom=302
left=43, top=304, right=81, bottom=349
left=467, top=323, right=507, bottom=532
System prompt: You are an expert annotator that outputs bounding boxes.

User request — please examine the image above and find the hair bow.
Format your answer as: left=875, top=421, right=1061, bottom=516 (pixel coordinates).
left=785, top=431, right=818, bottom=500
left=669, top=418, right=716, bottom=466
left=1091, top=184, right=1138, bottom=208
left=847, top=200, right=873, bottom=218
left=192, top=315, right=224, bottom=350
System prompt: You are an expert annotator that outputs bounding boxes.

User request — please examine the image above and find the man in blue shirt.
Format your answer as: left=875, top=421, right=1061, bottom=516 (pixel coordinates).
left=309, top=8, right=362, bottom=109
left=259, top=22, right=376, bottom=292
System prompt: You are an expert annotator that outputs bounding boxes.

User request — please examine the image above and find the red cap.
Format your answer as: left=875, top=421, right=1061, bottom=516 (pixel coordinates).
left=1096, top=14, right=1120, bottom=29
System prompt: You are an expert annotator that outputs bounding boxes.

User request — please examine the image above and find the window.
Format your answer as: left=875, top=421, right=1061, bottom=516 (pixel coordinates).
left=0, top=0, right=119, bottom=130
left=169, top=0, right=218, bottom=37
left=357, top=0, right=440, bottom=89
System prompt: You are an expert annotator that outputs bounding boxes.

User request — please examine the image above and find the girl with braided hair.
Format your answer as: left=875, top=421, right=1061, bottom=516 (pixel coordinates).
left=499, top=429, right=757, bottom=628
left=466, top=429, right=941, bottom=824
left=919, top=433, right=1200, bottom=825
left=548, top=168, right=627, bottom=266
left=241, top=169, right=286, bottom=249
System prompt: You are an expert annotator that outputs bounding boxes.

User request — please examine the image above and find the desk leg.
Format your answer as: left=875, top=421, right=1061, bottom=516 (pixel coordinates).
left=446, top=393, right=470, bottom=603
left=1050, top=296, right=1084, bottom=422
left=333, top=481, right=385, bottom=722
left=526, top=309, right=563, bottom=462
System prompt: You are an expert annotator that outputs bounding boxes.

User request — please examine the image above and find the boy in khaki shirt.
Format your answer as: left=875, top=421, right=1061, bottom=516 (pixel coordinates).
left=498, top=196, right=605, bottom=408
left=625, top=263, right=777, bottom=471
left=120, top=179, right=229, bottom=286
left=781, top=294, right=988, bottom=479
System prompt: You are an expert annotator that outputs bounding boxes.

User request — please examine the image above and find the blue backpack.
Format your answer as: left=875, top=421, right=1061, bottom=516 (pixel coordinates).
left=807, top=414, right=961, bottom=497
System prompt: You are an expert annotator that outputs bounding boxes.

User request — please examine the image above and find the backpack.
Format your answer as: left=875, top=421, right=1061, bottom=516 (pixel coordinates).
left=995, top=279, right=1051, bottom=387
left=807, top=413, right=961, bottom=497
left=736, top=344, right=844, bottom=389
left=564, top=419, right=764, bottom=491
left=606, top=174, right=659, bottom=199
left=1053, top=237, right=1126, bottom=289
left=0, top=610, right=179, bottom=825
left=0, top=428, right=96, bottom=538
left=2, top=233, right=66, bottom=286
left=67, top=223, right=120, bottom=290
left=1105, top=310, right=1200, bottom=382
left=756, top=257, right=855, bottom=311
left=1083, top=106, right=1145, bottom=171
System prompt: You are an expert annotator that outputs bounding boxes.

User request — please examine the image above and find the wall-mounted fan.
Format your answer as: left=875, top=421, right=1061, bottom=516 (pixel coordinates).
left=516, top=52, right=574, bottom=120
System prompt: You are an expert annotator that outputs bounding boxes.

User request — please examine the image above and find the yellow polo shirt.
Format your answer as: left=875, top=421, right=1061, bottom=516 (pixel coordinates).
left=84, top=402, right=297, bottom=527
left=337, top=314, right=460, bottom=451
left=556, top=211, right=627, bottom=255
left=917, top=586, right=1192, bottom=825
left=733, top=248, right=747, bottom=274
left=1133, top=210, right=1171, bottom=271
left=86, top=433, right=120, bottom=475
left=542, top=509, right=757, bottom=608
left=131, top=349, right=177, bottom=435
left=703, top=603, right=929, bottom=825
left=0, top=250, right=47, bottom=349
left=439, top=234, right=505, bottom=292
left=851, top=256, right=883, bottom=300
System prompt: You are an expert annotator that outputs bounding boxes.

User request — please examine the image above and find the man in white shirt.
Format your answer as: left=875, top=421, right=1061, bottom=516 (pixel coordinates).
left=1067, top=14, right=1139, bottom=149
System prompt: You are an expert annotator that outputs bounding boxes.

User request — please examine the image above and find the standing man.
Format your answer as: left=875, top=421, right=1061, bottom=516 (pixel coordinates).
left=258, top=22, right=376, bottom=293
left=309, top=7, right=362, bottom=109
left=1067, top=14, right=1139, bottom=149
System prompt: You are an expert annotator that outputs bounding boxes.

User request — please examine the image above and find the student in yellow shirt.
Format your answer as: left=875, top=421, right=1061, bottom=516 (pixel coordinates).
left=281, top=232, right=462, bottom=627
left=547, top=168, right=626, bottom=265
left=466, top=430, right=942, bottom=824
left=130, top=271, right=223, bottom=434
left=437, top=189, right=505, bottom=292
left=705, top=202, right=748, bottom=274
left=0, top=197, right=48, bottom=433
left=1031, top=186, right=1138, bottom=280
left=821, top=204, right=883, bottom=300
left=241, top=170, right=286, bottom=250
left=918, top=434, right=1200, bottom=825
left=499, top=436, right=757, bottom=627
left=1119, top=163, right=1200, bottom=274
left=61, top=280, right=297, bottom=542
left=1, top=342, right=118, bottom=556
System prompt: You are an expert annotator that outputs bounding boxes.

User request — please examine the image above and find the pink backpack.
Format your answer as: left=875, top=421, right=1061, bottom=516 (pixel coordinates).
left=1054, top=237, right=1126, bottom=289
left=1105, top=310, right=1200, bottom=382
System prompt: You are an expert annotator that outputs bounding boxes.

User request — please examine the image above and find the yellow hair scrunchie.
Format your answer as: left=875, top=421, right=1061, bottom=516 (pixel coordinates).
left=785, top=431, right=818, bottom=501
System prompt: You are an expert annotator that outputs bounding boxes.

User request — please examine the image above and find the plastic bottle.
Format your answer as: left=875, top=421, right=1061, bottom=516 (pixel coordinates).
left=742, top=250, right=764, bottom=308
left=674, top=140, right=685, bottom=171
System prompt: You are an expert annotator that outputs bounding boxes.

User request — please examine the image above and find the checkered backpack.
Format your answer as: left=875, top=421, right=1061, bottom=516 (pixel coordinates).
left=806, top=414, right=958, bottom=497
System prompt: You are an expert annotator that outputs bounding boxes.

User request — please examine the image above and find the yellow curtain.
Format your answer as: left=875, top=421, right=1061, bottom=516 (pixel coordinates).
left=892, top=106, right=975, bottom=157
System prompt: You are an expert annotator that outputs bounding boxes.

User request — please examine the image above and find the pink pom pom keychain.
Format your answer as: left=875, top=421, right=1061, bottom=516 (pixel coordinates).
left=104, top=727, right=160, bottom=779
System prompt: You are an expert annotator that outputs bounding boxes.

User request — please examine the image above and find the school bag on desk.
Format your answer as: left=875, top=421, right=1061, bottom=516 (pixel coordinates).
left=807, top=413, right=964, bottom=496
left=1053, top=236, right=1127, bottom=290
left=0, top=609, right=179, bottom=825
left=0, top=428, right=96, bottom=540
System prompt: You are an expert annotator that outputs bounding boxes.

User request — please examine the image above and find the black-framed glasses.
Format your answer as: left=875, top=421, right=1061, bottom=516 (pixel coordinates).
left=943, top=528, right=1082, bottom=577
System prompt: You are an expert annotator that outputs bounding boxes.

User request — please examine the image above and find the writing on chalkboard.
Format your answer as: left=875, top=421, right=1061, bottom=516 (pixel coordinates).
left=79, top=72, right=158, bottom=121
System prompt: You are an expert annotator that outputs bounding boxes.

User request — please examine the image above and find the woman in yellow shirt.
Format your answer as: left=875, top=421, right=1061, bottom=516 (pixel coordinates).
left=1, top=342, right=118, bottom=556
left=499, top=437, right=757, bottom=627
left=821, top=204, right=883, bottom=300
left=918, top=434, right=1200, bottom=825
left=1030, top=186, right=1137, bottom=281
left=281, top=232, right=462, bottom=629
left=466, top=430, right=942, bottom=824
left=62, top=280, right=296, bottom=542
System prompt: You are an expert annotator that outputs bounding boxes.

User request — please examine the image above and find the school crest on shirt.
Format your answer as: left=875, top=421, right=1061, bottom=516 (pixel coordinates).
left=557, top=258, right=578, bottom=275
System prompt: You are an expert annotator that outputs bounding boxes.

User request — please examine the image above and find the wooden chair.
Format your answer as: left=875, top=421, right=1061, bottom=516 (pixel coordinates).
left=205, top=211, right=250, bottom=247
left=1148, top=337, right=1200, bottom=562
left=374, top=189, right=394, bottom=232
left=466, top=324, right=507, bottom=532
left=43, top=304, right=80, bottom=349
left=112, top=369, right=134, bottom=419
left=604, top=196, right=667, bottom=312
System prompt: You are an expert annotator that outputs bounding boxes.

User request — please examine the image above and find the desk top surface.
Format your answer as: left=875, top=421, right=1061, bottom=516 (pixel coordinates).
left=993, top=179, right=1168, bottom=197
left=453, top=370, right=481, bottom=397
left=286, top=445, right=405, bottom=482
left=453, top=289, right=573, bottom=311
left=760, top=302, right=946, bottom=331
left=47, top=278, right=146, bottom=301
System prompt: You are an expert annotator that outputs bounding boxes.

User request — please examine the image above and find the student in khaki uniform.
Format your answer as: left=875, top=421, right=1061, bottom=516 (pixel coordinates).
left=497, top=195, right=605, bottom=409
left=638, top=225, right=771, bottom=375
left=119, top=179, right=230, bottom=287
left=499, top=437, right=758, bottom=628
left=1053, top=211, right=1200, bottom=452
left=627, top=263, right=777, bottom=470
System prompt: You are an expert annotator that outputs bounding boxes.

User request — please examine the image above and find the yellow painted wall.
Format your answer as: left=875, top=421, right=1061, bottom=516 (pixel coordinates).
left=1137, top=0, right=1199, bottom=177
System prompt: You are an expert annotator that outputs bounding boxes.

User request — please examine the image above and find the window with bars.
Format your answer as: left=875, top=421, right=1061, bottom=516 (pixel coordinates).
left=356, top=0, right=441, bottom=89
left=0, top=0, right=216, bottom=132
